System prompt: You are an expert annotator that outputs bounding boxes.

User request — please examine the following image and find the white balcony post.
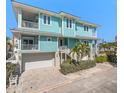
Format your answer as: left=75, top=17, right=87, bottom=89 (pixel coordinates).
left=61, top=17, right=64, bottom=35
left=17, top=9, right=22, bottom=28
left=38, top=13, right=40, bottom=30
left=73, top=20, right=76, bottom=36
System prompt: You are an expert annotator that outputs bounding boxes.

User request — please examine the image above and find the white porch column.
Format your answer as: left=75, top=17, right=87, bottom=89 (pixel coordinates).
left=95, top=40, right=98, bottom=56
left=19, top=34, right=21, bottom=50
left=38, top=35, right=40, bottom=50
left=17, top=9, right=22, bottom=28
left=18, top=52, right=22, bottom=74
left=38, top=13, right=40, bottom=30
left=57, top=37, right=59, bottom=51
left=61, top=17, right=64, bottom=35
left=73, top=20, right=76, bottom=36
left=90, top=41, right=93, bottom=60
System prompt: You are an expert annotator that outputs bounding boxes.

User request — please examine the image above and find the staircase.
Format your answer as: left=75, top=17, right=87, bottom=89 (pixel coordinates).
left=58, top=46, right=76, bottom=60
left=6, top=52, right=18, bottom=64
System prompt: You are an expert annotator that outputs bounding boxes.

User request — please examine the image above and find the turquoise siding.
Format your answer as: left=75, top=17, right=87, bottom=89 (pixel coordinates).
left=63, top=18, right=75, bottom=37
left=40, top=36, right=57, bottom=52
left=76, top=23, right=93, bottom=37
left=68, top=38, right=78, bottom=48
left=39, top=14, right=61, bottom=33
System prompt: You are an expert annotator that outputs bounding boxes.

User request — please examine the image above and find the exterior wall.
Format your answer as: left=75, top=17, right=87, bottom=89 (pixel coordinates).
left=40, top=36, right=58, bottom=52
left=63, top=18, right=75, bottom=37
left=68, top=38, right=78, bottom=48
left=39, top=14, right=61, bottom=33
left=76, top=22, right=93, bottom=37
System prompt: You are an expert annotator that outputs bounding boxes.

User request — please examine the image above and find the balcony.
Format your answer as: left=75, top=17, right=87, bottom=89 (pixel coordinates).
left=21, top=10, right=38, bottom=29
left=21, top=44, right=38, bottom=50
left=22, top=20, right=38, bottom=29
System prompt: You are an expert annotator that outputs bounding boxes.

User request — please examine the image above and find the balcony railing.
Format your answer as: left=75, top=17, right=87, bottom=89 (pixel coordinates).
left=92, top=33, right=96, bottom=37
left=59, top=46, right=68, bottom=51
left=21, top=44, right=38, bottom=50
left=22, top=20, right=38, bottom=29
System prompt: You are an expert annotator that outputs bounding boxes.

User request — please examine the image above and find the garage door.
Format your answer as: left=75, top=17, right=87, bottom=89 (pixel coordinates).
left=22, top=53, right=54, bottom=71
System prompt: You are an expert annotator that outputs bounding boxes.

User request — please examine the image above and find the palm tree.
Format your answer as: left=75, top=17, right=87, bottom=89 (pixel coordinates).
left=70, top=42, right=90, bottom=62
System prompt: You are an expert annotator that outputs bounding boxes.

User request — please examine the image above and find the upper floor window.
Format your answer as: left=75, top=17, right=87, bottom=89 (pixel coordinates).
left=43, top=15, right=51, bottom=25
left=93, top=28, right=96, bottom=33
left=84, top=26, right=89, bottom=31
left=66, top=18, right=73, bottom=28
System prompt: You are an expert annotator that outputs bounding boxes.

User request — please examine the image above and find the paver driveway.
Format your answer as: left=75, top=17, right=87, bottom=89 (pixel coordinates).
left=18, top=67, right=69, bottom=93
left=17, top=63, right=117, bottom=93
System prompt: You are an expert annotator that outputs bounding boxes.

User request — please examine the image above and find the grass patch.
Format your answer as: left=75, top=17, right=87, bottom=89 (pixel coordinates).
left=95, top=56, right=107, bottom=63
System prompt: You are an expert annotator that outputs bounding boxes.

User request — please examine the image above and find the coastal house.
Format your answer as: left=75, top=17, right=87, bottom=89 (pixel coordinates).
left=11, top=1, right=99, bottom=73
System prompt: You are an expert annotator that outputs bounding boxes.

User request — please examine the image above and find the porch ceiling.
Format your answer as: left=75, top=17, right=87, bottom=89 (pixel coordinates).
left=76, top=35, right=99, bottom=40
left=11, top=28, right=62, bottom=37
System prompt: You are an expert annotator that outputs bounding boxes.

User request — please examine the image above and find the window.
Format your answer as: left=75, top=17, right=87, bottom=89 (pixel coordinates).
left=66, top=19, right=69, bottom=28
left=48, top=16, right=50, bottom=24
left=66, top=18, right=73, bottom=28
left=43, top=15, right=47, bottom=24
left=43, top=15, right=51, bottom=25
left=84, top=41, right=89, bottom=45
left=93, top=28, right=96, bottom=33
left=84, top=26, right=89, bottom=31
left=47, top=37, right=52, bottom=41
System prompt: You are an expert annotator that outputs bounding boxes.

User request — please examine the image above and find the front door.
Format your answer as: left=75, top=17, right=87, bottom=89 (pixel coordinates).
left=59, top=39, right=64, bottom=46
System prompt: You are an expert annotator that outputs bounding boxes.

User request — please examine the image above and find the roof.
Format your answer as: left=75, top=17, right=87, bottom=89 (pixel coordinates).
left=12, top=1, right=100, bottom=28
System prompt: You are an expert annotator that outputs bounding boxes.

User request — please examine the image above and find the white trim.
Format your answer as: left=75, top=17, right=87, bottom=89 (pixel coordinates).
left=42, top=14, right=51, bottom=25
left=20, top=27, right=39, bottom=31
left=66, top=18, right=73, bottom=29
left=20, top=34, right=21, bottom=50
left=57, top=37, right=59, bottom=51
left=38, top=12, right=40, bottom=30
left=17, top=8, right=22, bottom=28
left=62, top=17, right=64, bottom=35
left=38, top=35, right=40, bottom=50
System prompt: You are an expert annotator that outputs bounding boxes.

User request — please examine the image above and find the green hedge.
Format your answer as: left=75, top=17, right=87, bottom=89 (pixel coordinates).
left=60, top=60, right=96, bottom=75
left=107, top=54, right=117, bottom=63
left=95, top=56, right=107, bottom=63
left=6, top=63, right=16, bottom=85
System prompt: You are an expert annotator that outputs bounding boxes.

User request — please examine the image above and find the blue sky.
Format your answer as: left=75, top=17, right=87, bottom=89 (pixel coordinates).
left=7, top=0, right=117, bottom=42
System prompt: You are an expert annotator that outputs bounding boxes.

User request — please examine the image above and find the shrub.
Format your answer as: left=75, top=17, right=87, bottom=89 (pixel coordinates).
left=95, top=56, right=107, bottom=63
left=60, top=60, right=96, bottom=75
left=107, top=54, right=117, bottom=63
left=6, top=63, right=16, bottom=85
